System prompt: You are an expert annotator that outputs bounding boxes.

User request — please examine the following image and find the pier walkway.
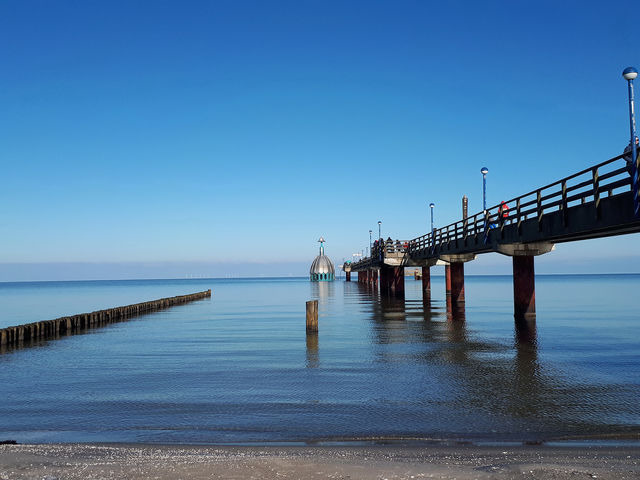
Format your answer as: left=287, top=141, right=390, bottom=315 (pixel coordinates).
left=344, top=152, right=640, bottom=318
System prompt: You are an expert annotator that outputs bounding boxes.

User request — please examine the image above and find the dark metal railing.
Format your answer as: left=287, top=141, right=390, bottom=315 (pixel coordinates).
left=408, top=153, right=631, bottom=256
left=348, top=152, right=633, bottom=270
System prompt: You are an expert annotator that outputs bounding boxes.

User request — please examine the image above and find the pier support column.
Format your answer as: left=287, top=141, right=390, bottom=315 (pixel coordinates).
left=440, top=254, right=477, bottom=306
left=497, top=242, right=554, bottom=320
left=392, top=267, right=405, bottom=297
left=421, top=266, right=431, bottom=302
left=444, top=263, right=451, bottom=297
left=513, top=255, right=535, bottom=319
left=379, top=268, right=387, bottom=291
left=444, top=265, right=451, bottom=297
left=450, top=262, right=465, bottom=304
left=380, top=265, right=405, bottom=298
left=345, top=271, right=351, bottom=282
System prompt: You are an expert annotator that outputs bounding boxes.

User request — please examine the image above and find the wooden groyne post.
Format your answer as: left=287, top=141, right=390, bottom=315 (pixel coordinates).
left=306, top=300, right=318, bottom=334
left=0, top=289, right=211, bottom=351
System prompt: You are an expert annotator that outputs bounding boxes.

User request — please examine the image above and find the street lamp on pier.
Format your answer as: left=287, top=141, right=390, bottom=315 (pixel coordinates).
left=369, top=229, right=372, bottom=256
left=378, top=220, right=382, bottom=240
left=429, top=203, right=435, bottom=232
left=481, top=167, right=489, bottom=212
left=623, top=66, right=639, bottom=216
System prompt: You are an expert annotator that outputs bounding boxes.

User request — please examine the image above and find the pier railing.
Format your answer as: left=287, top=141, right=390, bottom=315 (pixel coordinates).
left=351, top=152, right=633, bottom=269
left=408, top=153, right=630, bottom=255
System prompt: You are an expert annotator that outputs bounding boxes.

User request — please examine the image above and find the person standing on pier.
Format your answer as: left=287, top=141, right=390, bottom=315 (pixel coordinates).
left=499, top=201, right=509, bottom=217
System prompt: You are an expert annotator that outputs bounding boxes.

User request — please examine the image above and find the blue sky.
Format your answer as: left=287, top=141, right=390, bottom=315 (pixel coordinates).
left=1, top=0, right=640, bottom=280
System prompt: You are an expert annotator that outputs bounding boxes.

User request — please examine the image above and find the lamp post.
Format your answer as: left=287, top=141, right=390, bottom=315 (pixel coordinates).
left=429, top=203, right=435, bottom=232
left=378, top=220, right=382, bottom=240
left=481, top=167, right=489, bottom=212
left=369, top=229, right=372, bottom=256
left=623, top=66, right=639, bottom=216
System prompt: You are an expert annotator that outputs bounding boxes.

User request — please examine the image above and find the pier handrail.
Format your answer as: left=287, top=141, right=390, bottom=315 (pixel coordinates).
left=349, top=152, right=632, bottom=269
left=409, top=152, right=631, bottom=255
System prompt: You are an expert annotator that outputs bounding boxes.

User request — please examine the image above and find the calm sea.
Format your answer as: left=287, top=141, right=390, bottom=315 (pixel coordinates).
left=0, top=274, right=639, bottom=445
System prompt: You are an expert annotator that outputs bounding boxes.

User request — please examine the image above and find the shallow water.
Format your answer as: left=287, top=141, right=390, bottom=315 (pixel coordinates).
left=0, top=275, right=639, bottom=444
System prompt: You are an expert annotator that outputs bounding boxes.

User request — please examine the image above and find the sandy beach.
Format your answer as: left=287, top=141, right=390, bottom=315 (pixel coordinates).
left=1, top=443, right=639, bottom=479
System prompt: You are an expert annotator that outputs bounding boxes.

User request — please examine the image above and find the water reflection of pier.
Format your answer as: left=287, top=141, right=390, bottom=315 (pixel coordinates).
left=304, top=280, right=628, bottom=439
left=353, top=282, right=571, bottom=438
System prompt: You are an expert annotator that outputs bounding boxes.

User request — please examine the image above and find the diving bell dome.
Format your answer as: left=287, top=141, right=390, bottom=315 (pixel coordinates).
left=310, top=237, right=335, bottom=281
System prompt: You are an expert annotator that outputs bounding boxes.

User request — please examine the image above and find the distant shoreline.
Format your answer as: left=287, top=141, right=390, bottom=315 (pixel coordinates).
left=2, top=271, right=640, bottom=285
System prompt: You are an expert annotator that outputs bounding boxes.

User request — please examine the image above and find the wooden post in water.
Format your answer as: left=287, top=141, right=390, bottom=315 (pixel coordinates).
left=306, top=300, right=318, bottom=334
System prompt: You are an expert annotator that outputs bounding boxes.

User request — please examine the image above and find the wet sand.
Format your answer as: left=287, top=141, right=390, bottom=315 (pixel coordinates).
left=1, top=443, right=639, bottom=479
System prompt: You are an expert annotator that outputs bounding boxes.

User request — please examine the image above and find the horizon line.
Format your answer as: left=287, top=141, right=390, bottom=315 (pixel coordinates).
left=2, top=271, right=640, bottom=285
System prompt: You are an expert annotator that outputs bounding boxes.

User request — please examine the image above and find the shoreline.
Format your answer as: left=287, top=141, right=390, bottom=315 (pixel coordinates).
left=1, top=443, right=639, bottom=479
left=3, top=430, right=640, bottom=448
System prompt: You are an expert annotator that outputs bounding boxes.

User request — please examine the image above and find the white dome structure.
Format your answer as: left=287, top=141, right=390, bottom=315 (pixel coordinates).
left=310, top=237, right=335, bottom=282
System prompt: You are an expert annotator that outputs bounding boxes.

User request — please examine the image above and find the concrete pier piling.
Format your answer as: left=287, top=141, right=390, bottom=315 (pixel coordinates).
left=421, top=266, right=431, bottom=303
left=444, top=265, right=452, bottom=297
left=450, top=262, right=465, bottom=304
left=380, top=265, right=405, bottom=298
left=0, top=289, right=211, bottom=352
left=513, top=256, right=536, bottom=318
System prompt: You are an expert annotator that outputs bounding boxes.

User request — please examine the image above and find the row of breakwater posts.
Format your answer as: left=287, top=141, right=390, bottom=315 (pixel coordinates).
left=344, top=151, right=640, bottom=322
left=0, top=289, right=211, bottom=352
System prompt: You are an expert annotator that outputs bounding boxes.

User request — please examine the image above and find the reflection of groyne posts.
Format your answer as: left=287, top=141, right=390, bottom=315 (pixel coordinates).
left=0, top=290, right=212, bottom=351
left=345, top=153, right=640, bottom=318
